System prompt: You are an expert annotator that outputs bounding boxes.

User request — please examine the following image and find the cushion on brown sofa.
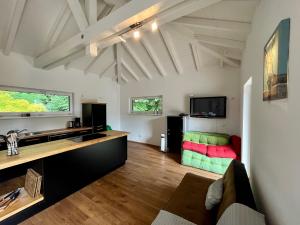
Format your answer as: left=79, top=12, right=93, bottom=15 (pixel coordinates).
left=163, top=173, right=215, bottom=225
left=217, top=160, right=256, bottom=221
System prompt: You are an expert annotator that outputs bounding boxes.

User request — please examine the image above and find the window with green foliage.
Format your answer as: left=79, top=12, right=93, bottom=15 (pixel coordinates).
left=0, top=86, right=73, bottom=117
left=130, top=96, right=162, bottom=115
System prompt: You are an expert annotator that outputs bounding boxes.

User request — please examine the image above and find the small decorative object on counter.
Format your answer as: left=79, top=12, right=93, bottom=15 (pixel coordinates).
left=0, top=129, right=27, bottom=156
left=25, top=169, right=42, bottom=198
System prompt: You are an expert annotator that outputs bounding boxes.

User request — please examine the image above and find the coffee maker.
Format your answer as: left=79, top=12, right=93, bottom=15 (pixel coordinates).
left=74, top=117, right=81, bottom=128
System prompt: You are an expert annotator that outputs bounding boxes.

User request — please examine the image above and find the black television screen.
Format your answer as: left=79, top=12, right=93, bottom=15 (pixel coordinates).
left=190, top=96, right=227, bottom=118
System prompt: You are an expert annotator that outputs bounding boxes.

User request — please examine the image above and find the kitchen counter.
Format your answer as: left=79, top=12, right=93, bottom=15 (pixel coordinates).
left=0, top=130, right=128, bottom=170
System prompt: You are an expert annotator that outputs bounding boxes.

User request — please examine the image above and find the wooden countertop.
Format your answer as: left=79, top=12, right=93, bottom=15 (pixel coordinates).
left=0, top=130, right=128, bottom=171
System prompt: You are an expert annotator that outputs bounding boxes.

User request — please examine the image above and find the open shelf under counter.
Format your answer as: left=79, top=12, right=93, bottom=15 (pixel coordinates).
left=0, top=187, right=44, bottom=222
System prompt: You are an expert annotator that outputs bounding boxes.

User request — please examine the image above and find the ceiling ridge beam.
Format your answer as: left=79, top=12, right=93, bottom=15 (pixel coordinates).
left=84, top=47, right=109, bottom=74
left=4, top=0, right=27, bottom=55
left=159, top=27, right=183, bottom=75
left=121, top=60, right=140, bottom=81
left=99, top=61, right=116, bottom=79
left=197, top=42, right=240, bottom=68
left=121, top=42, right=152, bottom=79
left=190, top=41, right=201, bottom=71
left=85, top=0, right=97, bottom=25
left=194, top=34, right=245, bottom=50
left=67, top=0, right=89, bottom=31
left=174, top=17, right=251, bottom=33
left=45, top=3, right=72, bottom=50
left=141, top=36, right=167, bottom=77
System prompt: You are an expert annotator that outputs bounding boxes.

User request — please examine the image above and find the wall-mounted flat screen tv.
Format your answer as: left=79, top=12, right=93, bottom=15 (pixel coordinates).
left=190, top=96, right=227, bottom=118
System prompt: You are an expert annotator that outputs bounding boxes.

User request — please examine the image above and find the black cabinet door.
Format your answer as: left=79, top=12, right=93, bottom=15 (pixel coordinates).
left=167, top=116, right=183, bottom=153
left=92, top=104, right=106, bottom=131
left=82, top=103, right=93, bottom=127
left=19, top=136, right=49, bottom=147
left=48, top=133, right=70, bottom=141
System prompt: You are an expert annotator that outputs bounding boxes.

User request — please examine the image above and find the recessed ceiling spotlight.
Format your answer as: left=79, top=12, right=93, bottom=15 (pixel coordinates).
left=151, top=21, right=158, bottom=32
left=133, top=30, right=141, bottom=39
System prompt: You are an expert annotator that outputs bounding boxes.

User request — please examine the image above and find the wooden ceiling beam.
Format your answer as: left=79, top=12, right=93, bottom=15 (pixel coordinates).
left=159, top=27, right=183, bottom=75
left=121, top=42, right=152, bottom=79
left=122, top=60, right=140, bottom=81
left=197, top=42, right=240, bottom=68
left=194, top=34, right=245, bottom=50
left=4, top=0, right=27, bottom=55
left=34, top=0, right=184, bottom=69
left=67, top=0, right=89, bottom=31
left=99, top=61, right=116, bottom=79
left=174, top=17, right=251, bottom=33
left=141, top=36, right=167, bottom=77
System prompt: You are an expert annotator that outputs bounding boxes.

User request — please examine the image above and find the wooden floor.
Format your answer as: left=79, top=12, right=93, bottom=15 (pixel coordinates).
left=22, top=142, right=220, bottom=225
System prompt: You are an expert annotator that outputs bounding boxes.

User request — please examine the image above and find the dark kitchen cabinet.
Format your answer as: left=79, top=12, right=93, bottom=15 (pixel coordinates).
left=19, top=136, right=49, bottom=147
left=82, top=103, right=107, bottom=133
left=167, top=116, right=187, bottom=153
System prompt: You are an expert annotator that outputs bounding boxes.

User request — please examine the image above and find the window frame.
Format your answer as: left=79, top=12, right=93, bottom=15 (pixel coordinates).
left=129, top=95, right=163, bottom=116
left=0, top=85, right=74, bottom=119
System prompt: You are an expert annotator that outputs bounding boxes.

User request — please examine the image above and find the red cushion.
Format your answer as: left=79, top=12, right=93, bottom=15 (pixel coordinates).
left=182, top=141, right=207, bottom=155
left=231, top=135, right=241, bottom=159
left=207, top=145, right=237, bottom=159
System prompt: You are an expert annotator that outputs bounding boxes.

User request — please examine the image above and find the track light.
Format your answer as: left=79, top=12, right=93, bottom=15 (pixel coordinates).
left=151, top=21, right=158, bottom=32
left=133, top=30, right=141, bottom=39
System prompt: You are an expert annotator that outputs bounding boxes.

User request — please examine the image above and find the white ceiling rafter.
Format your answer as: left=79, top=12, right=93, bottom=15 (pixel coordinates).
left=122, top=60, right=140, bottom=81
left=173, top=17, right=251, bottom=33
left=120, top=72, right=129, bottom=83
left=4, top=0, right=27, bottom=55
left=97, top=4, right=113, bottom=20
left=67, top=0, right=89, bottom=32
left=34, top=0, right=224, bottom=69
left=197, top=42, right=240, bottom=68
left=121, top=42, right=152, bottom=80
left=99, top=61, right=116, bottom=79
left=44, top=3, right=72, bottom=51
left=141, top=36, right=167, bottom=77
left=190, top=41, right=202, bottom=71
left=115, top=43, right=122, bottom=83
left=85, top=0, right=97, bottom=25
left=84, top=47, right=109, bottom=74
left=194, top=34, right=245, bottom=50
left=159, top=27, right=183, bottom=75
left=224, top=50, right=242, bottom=60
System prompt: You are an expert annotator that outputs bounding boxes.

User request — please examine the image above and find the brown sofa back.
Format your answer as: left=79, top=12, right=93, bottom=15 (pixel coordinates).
left=217, top=160, right=256, bottom=220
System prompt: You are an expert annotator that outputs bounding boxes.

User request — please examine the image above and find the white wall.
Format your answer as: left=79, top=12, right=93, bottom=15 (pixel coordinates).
left=120, top=67, right=241, bottom=146
left=0, top=52, right=120, bottom=134
left=241, top=0, right=300, bottom=224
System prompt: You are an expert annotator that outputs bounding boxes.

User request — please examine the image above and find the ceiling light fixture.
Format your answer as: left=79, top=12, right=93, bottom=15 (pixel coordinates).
left=133, top=30, right=141, bottom=39
left=151, top=21, right=158, bottom=32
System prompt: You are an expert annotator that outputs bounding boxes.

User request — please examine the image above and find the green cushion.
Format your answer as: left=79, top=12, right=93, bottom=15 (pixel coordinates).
left=181, top=150, right=232, bottom=175
left=183, top=131, right=230, bottom=145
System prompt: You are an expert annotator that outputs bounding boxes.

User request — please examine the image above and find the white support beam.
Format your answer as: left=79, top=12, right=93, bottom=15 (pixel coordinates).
left=4, top=0, right=27, bottom=55
left=97, top=4, right=113, bottom=20
left=141, top=36, right=167, bottom=77
left=99, top=61, right=116, bottom=79
left=45, top=4, right=72, bottom=50
left=190, top=41, right=201, bottom=71
left=120, top=72, right=129, bottom=83
left=115, top=43, right=122, bottom=82
left=67, top=0, right=89, bottom=31
left=159, top=27, right=183, bottom=74
left=85, top=0, right=97, bottom=25
left=197, top=42, right=240, bottom=68
left=224, top=50, right=242, bottom=60
left=121, top=42, right=152, bottom=79
left=173, top=17, right=251, bottom=33
left=84, top=47, right=109, bottom=74
left=122, top=60, right=140, bottom=81
left=44, top=49, right=86, bottom=70
left=194, top=34, right=245, bottom=50
left=156, top=0, right=222, bottom=25
left=34, top=0, right=184, bottom=69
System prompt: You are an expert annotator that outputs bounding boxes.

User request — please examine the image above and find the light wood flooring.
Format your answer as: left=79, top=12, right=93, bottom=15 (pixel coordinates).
left=22, top=142, right=220, bottom=225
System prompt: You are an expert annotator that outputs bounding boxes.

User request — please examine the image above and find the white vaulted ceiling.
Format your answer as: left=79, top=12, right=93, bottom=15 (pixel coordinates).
left=0, top=0, right=260, bottom=84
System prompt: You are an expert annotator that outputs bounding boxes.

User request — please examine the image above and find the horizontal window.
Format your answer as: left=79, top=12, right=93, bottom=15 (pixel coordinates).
left=0, top=86, right=73, bottom=118
left=130, top=96, right=162, bottom=115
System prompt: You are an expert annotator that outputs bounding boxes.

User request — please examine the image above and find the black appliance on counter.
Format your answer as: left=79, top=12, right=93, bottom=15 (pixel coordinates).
left=82, top=103, right=107, bottom=133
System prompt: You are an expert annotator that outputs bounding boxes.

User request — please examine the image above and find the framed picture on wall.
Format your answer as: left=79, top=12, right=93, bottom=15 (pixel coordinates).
left=263, top=18, right=290, bottom=101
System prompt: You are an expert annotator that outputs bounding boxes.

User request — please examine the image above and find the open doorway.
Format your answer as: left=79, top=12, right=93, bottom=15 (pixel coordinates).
left=242, top=77, right=253, bottom=175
